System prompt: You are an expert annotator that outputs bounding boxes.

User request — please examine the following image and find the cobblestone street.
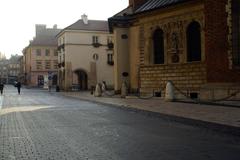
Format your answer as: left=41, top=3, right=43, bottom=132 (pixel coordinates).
left=0, top=85, right=240, bottom=160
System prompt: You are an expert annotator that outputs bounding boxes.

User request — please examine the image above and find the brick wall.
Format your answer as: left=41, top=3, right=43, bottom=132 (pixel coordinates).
left=129, top=0, right=148, bottom=10
left=204, top=0, right=240, bottom=82
left=140, top=63, right=207, bottom=92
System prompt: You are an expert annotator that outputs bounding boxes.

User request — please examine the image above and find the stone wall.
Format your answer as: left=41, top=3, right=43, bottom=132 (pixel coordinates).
left=140, top=62, right=207, bottom=94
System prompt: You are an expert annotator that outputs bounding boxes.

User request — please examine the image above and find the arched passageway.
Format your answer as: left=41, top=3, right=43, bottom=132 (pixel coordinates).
left=74, top=70, right=88, bottom=90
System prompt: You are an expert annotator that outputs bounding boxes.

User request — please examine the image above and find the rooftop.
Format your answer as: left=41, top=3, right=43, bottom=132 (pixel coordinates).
left=63, top=19, right=109, bottom=32
left=135, top=0, right=191, bottom=13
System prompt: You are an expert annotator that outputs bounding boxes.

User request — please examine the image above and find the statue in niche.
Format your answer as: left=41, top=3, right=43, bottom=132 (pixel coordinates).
left=171, top=32, right=179, bottom=52
left=171, top=32, right=180, bottom=63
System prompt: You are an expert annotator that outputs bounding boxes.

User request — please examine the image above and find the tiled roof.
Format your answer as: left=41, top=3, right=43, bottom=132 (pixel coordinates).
left=108, top=6, right=134, bottom=32
left=30, top=36, right=58, bottom=46
left=135, top=0, right=191, bottom=13
left=64, top=19, right=109, bottom=32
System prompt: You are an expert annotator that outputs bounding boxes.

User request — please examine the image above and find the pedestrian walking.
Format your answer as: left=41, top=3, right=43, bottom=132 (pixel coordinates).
left=0, top=82, right=4, bottom=95
left=16, top=81, right=21, bottom=95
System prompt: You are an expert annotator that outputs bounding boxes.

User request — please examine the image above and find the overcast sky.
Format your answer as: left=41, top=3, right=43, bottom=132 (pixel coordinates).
left=0, top=0, right=128, bottom=58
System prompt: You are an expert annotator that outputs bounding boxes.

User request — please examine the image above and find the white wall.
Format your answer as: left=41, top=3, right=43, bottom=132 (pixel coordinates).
left=58, top=30, right=114, bottom=88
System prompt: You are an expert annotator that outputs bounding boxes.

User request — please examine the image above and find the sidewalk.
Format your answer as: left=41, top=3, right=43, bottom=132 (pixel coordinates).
left=59, top=91, right=240, bottom=135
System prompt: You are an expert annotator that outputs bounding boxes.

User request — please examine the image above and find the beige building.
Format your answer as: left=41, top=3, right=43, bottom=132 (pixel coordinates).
left=57, top=15, right=114, bottom=91
left=23, top=24, right=61, bottom=87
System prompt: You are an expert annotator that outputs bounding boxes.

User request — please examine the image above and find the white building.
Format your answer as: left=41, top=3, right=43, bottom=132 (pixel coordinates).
left=57, top=15, right=114, bottom=91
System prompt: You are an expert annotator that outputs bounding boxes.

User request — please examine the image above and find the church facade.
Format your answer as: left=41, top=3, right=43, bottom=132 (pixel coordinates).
left=109, top=0, right=240, bottom=100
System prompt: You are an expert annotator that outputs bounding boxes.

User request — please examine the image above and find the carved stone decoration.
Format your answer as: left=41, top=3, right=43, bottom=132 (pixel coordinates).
left=142, top=10, right=204, bottom=65
left=172, top=54, right=180, bottom=63
left=171, top=32, right=179, bottom=52
left=226, top=0, right=233, bottom=69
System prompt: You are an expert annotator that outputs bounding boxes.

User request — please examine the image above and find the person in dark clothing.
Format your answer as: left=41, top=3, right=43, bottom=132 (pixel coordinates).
left=0, top=83, right=4, bottom=95
left=16, top=82, right=21, bottom=94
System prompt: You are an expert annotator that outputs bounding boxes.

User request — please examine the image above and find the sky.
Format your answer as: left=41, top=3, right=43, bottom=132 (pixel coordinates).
left=0, top=0, right=128, bottom=58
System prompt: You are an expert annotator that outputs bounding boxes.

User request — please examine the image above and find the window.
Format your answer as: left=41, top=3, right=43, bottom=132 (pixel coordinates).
left=54, top=50, right=58, bottom=56
left=36, top=49, right=41, bottom=56
left=107, top=36, right=113, bottom=43
left=107, top=53, right=113, bottom=65
left=45, top=49, right=50, bottom=56
left=45, top=60, right=51, bottom=69
left=232, top=0, right=240, bottom=65
left=153, top=29, right=164, bottom=64
left=92, top=36, right=99, bottom=44
left=53, top=60, right=58, bottom=69
left=36, top=61, right=42, bottom=70
left=187, top=21, right=201, bottom=62
left=107, top=37, right=114, bottom=49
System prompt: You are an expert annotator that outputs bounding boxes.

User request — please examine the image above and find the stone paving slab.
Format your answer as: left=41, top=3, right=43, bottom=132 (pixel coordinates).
left=60, top=91, right=240, bottom=131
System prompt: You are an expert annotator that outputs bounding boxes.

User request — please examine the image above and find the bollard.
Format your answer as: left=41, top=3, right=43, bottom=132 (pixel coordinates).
left=94, top=83, right=102, bottom=97
left=101, top=82, right=106, bottom=94
left=121, top=82, right=128, bottom=98
left=165, top=81, right=175, bottom=101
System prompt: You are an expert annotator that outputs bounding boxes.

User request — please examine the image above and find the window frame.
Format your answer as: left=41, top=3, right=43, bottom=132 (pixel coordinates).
left=45, top=60, right=51, bottom=70
left=186, top=21, right=202, bottom=62
left=36, top=49, right=41, bottom=56
left=153, top=28, right=165, bottom=64
left=45, top=49, right=50, bottom=56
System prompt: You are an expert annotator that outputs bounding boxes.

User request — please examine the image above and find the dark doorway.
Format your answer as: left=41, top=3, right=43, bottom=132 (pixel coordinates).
left=52, top=75, right=57, bottom=85
left=38, top=75, right=44, bottom=86
left=153, top=28, right=164, bottom=64
left=74, top=70, right=88, bottom=90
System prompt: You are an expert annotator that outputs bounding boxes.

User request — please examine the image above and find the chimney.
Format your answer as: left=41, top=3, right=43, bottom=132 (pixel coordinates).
left=81, top=14, right=88, bottom=24
left=129, top=0, right=148, bottom=10
left=129, top=0, right=134, bottom=6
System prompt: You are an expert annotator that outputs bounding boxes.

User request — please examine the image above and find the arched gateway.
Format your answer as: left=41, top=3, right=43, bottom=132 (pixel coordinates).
left=74, top=69, right=88, bottom=90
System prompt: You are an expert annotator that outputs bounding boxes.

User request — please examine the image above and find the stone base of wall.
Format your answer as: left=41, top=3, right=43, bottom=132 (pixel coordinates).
left=140, top=82, right=240, bottom=101
left=137, top=62, right=240, bottom=100
left=200, top=83, right=240, bottom=101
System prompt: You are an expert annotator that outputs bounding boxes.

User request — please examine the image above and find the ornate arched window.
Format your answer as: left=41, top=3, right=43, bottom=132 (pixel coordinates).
left=153, top=29, right=164, bottom=64
left=187, top=21, right=201, bottom=62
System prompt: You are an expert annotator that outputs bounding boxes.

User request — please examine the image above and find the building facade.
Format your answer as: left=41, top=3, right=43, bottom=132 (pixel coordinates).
left=0, top=54, right=21, bottom=84
left=8, top=55, right=21, bottom=84
left=57, top=15, right=114, bottom=91
left=23, top=24, right=61, bottom=87
left=109, top=0, right=240, bottom=100
left=18, top=55, right=25, bottom=84
left=0, top=60, right=8, bottom=84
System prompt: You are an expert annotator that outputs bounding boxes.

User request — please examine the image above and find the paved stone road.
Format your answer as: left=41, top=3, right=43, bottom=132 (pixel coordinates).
left=0, top=85, right=240, bottom=160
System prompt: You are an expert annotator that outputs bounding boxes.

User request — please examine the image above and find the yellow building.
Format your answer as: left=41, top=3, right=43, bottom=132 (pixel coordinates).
left=109, top=0, right=240, bottom=100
